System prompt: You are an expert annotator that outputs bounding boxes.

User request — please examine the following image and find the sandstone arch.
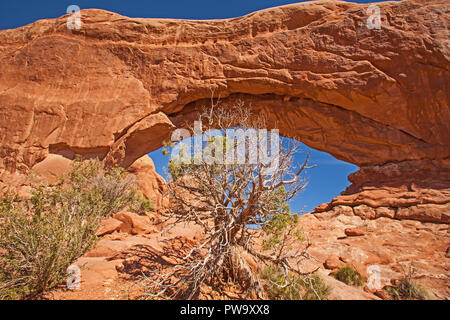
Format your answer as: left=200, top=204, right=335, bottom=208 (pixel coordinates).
left=0, top=0, right=448, bottom=195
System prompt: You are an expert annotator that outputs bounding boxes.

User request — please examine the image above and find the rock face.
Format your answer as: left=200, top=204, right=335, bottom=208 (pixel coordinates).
left=127, top=156, right=167, bottom=210
left=0, top=0, right=449, bottom=195
left=299, top=208, right=450, bottom=299
left=314, top=185, right=450, bottom=224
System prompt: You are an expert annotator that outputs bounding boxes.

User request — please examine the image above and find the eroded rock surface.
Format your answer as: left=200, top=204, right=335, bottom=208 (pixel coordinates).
left=0, top=0, right=449, bottom=193
left=299, top=208, right=450, bottom=299
left=315, top=185, right=450, bottom=224
left=127, top=155, right=168, bottom=210
left=50, top=199, right=449, bottom=300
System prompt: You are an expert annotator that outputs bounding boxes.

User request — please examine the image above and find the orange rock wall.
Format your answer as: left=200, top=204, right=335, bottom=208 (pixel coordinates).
left=0, top=0, right=448, bottom=193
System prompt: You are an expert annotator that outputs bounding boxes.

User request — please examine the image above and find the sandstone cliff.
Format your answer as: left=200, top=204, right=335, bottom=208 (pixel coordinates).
left=0, top=0, right=448, bottom=194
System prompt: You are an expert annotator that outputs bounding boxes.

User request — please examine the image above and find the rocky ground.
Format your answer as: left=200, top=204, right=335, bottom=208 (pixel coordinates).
left=3, top=154, right=446, bottom=300
left=15, top=155, right=438, bottom=300
left=48, top=197, right=449, bottom=300
left=47, top=210, right=375, bottom=300
left=300, top=206, right=449, bottom=299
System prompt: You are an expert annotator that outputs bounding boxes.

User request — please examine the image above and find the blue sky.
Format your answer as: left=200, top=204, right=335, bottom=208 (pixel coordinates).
left=0, top=0, right=391, bottom=212
left=150, top=139, right=358, bottom=213
left=1, top=0, right=394, bottom=30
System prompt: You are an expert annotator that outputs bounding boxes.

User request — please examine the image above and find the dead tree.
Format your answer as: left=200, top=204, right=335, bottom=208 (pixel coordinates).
left=144, top=102, right=316, bottom=299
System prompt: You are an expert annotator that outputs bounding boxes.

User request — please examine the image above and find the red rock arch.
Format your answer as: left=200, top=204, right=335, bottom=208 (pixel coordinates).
left=0, top=0, right=448, bottom=194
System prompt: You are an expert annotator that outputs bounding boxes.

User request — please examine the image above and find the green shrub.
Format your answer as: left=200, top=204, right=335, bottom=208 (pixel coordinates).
left=0, top=158, right=152, bottom=299
left=261, top=264, right=331, bottom=300
left=130, top=192, right=154, bottom=214
left=333, top=265, right=364, bottom=287
left=261, top=187, right=305, bottom=251
left=384, top=278, right=431, bottom=300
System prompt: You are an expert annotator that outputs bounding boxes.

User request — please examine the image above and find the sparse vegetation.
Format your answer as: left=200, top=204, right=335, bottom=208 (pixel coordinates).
left=0, top=157, right=152, bottom=300
left=333, top=265, right=364, bottom=287
left=383, top=265, right=433, bottom=300
left=384, top=279, right=431, bottom=300
left=261, top=264, right=331, bottom=300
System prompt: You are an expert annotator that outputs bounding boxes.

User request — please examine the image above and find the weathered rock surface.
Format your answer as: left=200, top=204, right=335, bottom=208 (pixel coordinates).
left=31, top=154, right=72, bottom=185
left=314, top=185, right=450, bottom=224
left=52, top=196, right=450, bottom=300
left=127, top=155, right=168, bottom=210
left=300, top=208, right=450, bottom=299
left=0, top=0, right=449, bottom=194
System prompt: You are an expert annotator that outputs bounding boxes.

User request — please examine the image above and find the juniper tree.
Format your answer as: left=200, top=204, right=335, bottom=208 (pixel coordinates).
left=145, top=103, right=317, bottom=299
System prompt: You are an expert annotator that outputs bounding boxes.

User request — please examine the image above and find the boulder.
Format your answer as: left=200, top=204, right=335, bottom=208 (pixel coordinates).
left=113, top=211, right=157, bottom=235
left=127, top=155, right=168, bottom=211
left=344, top=228, right=366, bottom=237
left=353, top=205, right=377, bottom=220
left=96, top=218, right=124, bottom=236
left=324, top=256, right=343, bottom=270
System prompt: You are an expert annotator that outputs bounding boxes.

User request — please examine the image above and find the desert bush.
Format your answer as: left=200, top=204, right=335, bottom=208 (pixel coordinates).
left=0, top=158, right=151, bottom=299
left=261, top=264, right=331, bottom=300
left=384, top=278, right=431, bottom=300
left=383, top=264, right=433, bottom=300
left=333, top=265, right=364, bottom=287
